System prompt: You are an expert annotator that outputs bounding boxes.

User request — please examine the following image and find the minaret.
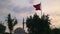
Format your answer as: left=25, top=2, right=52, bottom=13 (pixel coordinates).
left=23, top=18, right=24, bottom=30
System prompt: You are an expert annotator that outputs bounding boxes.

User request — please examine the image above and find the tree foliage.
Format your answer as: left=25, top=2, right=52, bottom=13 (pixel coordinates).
left=0, top=23, right=6, bottom=34
left=26, top=13, right=51, bottom=34
left=51, top=28, right=60, bottom=34
left=6, top=14, right=18, bottom=34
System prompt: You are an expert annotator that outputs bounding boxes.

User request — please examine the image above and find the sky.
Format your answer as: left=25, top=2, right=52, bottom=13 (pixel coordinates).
left=0, top=0, right=60, bottom=32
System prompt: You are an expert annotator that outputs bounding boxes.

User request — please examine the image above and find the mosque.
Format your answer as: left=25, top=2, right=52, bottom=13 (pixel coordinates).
left=14, top=18, right=27, bottom=34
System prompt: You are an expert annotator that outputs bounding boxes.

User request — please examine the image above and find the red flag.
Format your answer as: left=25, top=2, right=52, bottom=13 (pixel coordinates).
left=33, top=3, right=41, bottom=10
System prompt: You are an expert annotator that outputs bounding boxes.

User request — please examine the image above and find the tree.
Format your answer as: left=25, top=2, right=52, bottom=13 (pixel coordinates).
left=0, top=23, right=6, bottom=34
left=26, top=16, right=33, bottom=34
left=40, top=14, right=51, bottom=34
left=26, top=13, right=51, bottom=34
left=6, top=14, right=18, bottom=34
left=51, top=28, right=60, bottom=34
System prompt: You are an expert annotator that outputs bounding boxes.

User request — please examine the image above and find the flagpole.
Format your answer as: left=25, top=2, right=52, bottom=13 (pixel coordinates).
left=41, top=9, right=42, bottom=16
left=40, top=3, right=42, bottom=17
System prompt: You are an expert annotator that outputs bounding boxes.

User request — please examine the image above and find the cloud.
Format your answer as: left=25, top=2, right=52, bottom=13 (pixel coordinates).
left=0, top=0, right=34, bottom=13
left=41, top=0, right=60, bottom=17
left=0, top=0, right=34, bottom=22
left=0, top=0, right=12, bottom=9
left=7, top=5, right=34, bottom=13
left=50, top=15, right=60, bottom=28
left=0, top=8, right=16, bottom=22
left=12, top=6, right=34, bottom=13
left=0, top=0, right=60, bottom=29
left=10, top=0, right=32, bottom=7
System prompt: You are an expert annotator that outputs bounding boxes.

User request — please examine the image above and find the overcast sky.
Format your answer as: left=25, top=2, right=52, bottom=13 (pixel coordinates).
left=0, top=0, right=60, bottom=29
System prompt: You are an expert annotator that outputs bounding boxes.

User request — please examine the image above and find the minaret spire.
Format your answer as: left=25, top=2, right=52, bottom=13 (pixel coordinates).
left=23, top=18, right=25, bottom=30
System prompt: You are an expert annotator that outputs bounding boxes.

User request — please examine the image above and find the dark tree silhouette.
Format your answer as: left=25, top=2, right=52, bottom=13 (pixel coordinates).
left=26, top=13, right=51, bottom=34
left=6, top=14, right=18, bottom=34
left=51, top=28, right=60, bottom=34
left=5, top=32, right=10, bottom=34
left=40, top=14, right=51, bottom=34
left=0, top=23, right=6, bottom=34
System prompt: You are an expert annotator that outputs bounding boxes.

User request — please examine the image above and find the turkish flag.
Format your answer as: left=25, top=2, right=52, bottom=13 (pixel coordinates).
left=33, top=3, right=41, bottom=10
